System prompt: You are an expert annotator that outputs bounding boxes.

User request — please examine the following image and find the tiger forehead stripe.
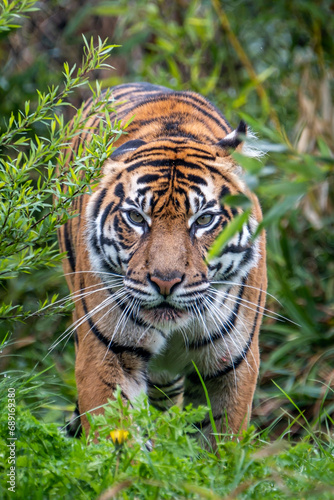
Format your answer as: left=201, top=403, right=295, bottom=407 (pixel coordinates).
left=125, top=157, right=217, bottom=174
left=109, top=89, right=231, bottom=138
left=119, top=93, right=231, bottom=133
left=126, top=142, right=216, bottom=163
left=135, top=171, right=208, bottom=186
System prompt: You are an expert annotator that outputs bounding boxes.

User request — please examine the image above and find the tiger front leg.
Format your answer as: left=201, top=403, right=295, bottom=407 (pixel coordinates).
left=75, top=330, right=149, bottom=435
left=184, top=358, right=259, bottom=450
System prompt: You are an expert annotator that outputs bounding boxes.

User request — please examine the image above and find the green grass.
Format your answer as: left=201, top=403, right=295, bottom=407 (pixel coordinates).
left=0, top=373, right=334, bottom=500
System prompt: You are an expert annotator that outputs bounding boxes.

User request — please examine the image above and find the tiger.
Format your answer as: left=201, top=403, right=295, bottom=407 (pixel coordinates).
left=58, top=82, right=267, bottom=448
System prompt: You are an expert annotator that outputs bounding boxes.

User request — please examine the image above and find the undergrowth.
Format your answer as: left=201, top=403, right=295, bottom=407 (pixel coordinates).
left=0, top=372, right=334, bottom=500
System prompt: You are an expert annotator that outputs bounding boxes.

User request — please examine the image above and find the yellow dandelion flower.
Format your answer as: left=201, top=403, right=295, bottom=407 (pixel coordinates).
left=110, top=429, right=130, bottom=445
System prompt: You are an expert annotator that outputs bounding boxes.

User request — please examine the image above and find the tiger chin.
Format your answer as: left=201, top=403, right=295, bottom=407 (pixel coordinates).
left=58, top=82, right=267, bottom=449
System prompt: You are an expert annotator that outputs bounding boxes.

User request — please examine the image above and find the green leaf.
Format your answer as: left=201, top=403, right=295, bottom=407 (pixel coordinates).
left=207, top=209, right=251, bottom=261
left=258, top=181, right=308, bottom=197
left=222, top=193, right=252, bottom=210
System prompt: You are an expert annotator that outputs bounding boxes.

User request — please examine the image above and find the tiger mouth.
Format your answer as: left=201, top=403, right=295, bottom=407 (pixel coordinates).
left=141, top=302, right=185, bottom=323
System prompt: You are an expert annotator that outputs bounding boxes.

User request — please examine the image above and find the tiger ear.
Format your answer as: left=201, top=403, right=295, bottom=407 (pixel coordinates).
left=215, top=120, right=247, bottom=155
left=109, top=139, right=147, bottom=161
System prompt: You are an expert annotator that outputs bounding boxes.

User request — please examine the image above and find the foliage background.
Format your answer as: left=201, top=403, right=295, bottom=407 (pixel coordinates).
left=0, top=0, right=333, bottom=497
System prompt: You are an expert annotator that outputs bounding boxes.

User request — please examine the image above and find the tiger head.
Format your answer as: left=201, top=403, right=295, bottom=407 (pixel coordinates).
left=86, top=128, right=261, bottom=334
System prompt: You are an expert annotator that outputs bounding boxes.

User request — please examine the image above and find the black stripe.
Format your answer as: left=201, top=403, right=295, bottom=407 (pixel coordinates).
left=99, top=200, right=122, bottom=239
left=110, top=82, right=173, bottom=103
left=149, top=389, right=183, bottom=402
left=128, top=144, right=216, bottom=163
left=81, top=294, right=152, bottom=362
left=239, top=247, right=254, bottom=267
left=186, top=173, right=208, bottom=186
left=182, top=279, right=208, bottom=290
left=137, top=173, right=161, bottom=184
left=99, top=375, right=116, bottom=390
left=220, top=185, right=231, bottom=199
left=126, top=157, right=216, bottom=174
left=125, top=276, right=149, bottom=286
left=82, top=96, right=94, bottom=114
left=223, top=243, right=252, bottom=254
left=188, top=289, right=263, bottom=384
left=63, top=222, right=76, bottom=272
left=100, top=378, right=131, bottom=405
left=189, top=279, right=246, bottom=350
left=148, top=375, right=183, bottom=388
left=99, top=378, right=130, bottom=405
left=114, top=183, right=125, bottom=199
left=207, top=262, right=223, bottom=274
left=65, top=402, right=82, bottom=438
left=136, top=186, right=151, bottom=197
left=124, top=285, right=151, bottom=297
left=92, top=188, right=107, bottom=219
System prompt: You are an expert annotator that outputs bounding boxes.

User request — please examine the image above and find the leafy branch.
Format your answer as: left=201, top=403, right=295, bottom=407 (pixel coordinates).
left=0, top=33, right=124, bottom=321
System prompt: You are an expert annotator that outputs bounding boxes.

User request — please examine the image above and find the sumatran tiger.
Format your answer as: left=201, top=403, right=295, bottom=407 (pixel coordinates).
left=58, top=82, right=267, bottom=448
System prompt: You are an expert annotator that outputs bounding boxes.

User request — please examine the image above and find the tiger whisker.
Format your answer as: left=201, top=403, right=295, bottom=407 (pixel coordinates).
left=137, top=322, right=154, bottom=344
left=32, top=278, right=124, bottom=317
left=203, top=295, right=253, bottom=373
left=102, top=296, right=137, bottom=361
left=199, top=297, right=239, bottom=387
left=76, top=292, right=130, bottom=345
left=211, top=280, right=279, bottom=305
left=208, top=287, right=295, bottom=325
left=64, top=270, right=124, bottom=279
left=206, top=291, right=257, bottom=350
left=174, top=313, right=189, bottom=350
left=211, top=300, right=259, bottom=374
left=204, top=294, right=250, bottom=352
left=204, top=295, right=257, bottom=374
left=179, top=321, right=190, bottom=350
left=209, top=285, right=272, bottom=313
left=107, top=296, right=139, bottom=350
left=186, top=304, right=198, bottom=348
left=207, top=289, right=257, bottom=329
left=81, top=290, right=131, bottom=346
left=68, top=292, right=134, bottom=362
left=70, top=293, right=125, bottom=342
left=190, top=302, right=220, bottom=358
left=80, top=295, right=133, bottom=358
left=60, top=281, right=124, bottom=310
left=118, top=297, right=139, bottom=337
left=48, top=288, right=128, bottom=354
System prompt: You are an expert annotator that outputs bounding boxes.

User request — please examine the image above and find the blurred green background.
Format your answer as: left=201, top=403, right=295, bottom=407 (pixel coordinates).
left=0, top=0, right=333, bottom=437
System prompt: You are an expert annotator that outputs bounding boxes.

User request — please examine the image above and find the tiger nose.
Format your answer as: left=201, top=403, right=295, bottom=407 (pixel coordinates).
left=149, top=274, right=183, bottom=297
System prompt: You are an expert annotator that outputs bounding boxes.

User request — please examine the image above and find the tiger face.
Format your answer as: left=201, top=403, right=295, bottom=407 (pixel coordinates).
left=86, top=138, right=260, bottom=335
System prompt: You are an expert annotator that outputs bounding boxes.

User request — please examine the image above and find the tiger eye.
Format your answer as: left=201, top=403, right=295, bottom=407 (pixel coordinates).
left=196, top=214, right=213, bottom=226
left=128, top=210, right=144, bottom=224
